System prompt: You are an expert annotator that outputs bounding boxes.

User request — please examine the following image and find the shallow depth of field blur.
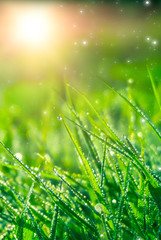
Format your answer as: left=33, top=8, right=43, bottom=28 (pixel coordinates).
left=1, top=0, right=161, bottom=238
left=0, top=1, right=160, bottom=169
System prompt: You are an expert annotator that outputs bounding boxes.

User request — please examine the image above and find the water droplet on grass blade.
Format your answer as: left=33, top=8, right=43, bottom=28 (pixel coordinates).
left=94, top=203, right=104, bottom=213
left=57, top=115, right=62, bottom=121
left=14, top=152, right=23, bottom=161
left=112, top=199, right=117, bottom=204
left=110, top=150, right=114, bottom=156
left=128, top=78, right=134, bottom=84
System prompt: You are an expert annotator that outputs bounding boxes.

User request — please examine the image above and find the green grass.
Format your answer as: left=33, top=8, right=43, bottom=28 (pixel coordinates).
left=0, top=69, right=161, bottom=240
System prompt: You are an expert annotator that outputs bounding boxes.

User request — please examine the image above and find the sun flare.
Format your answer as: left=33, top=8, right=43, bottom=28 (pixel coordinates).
left=14, top=9, right=51, bottom=48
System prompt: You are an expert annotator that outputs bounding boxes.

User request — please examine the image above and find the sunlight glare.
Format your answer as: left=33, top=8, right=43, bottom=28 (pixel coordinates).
left=15, top=9, right=51, bottom=48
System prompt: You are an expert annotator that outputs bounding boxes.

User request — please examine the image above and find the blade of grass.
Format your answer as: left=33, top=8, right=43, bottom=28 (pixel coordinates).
left=0, top=141, right=98, bottom=235
left=103, top=81, right=161, bottom=141
left=66, top=102, right=102, bottom=172
left=148, top=182, right=161, bottom=212
left=147, top=65, right=161, bottom=111
left=49, top=182, right=62, bottom=240
left=114, top=160, right=130, bottom=240
left=65, top=116, right=159, bottom=188
left=101, top=137, right=107, bottom=189
left=62, top=117, right=113, bottom=210
left=66, top=83, right=123, bottom=146
left=17, top=182, right=34, bottom=240
left=49, top=203, right=59, bottom=240
left=62, top=118, right=103, bottom=200
left=54, top=169, right=100, bottom=216
left=62, top=116, right=116, bottom=232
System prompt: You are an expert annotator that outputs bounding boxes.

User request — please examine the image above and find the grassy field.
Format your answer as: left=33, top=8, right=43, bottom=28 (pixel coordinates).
left=0, top=69, right=161, bottom=239
left=0, top=3, right=161, bottom=240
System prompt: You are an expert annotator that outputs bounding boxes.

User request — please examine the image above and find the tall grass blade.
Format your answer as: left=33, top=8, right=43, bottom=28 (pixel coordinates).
left=147, top=66, right=161, bottom=111
left=62, top=118, right=102, bottom=198
left=127, top=202, right=146, bottom=239
left=114, top=160, right=130, bottom=239
left=54, top=169, right=99, bottom=216
left=0, top=141, right=98, bottom=235
left=49, top=204, right=59, bottom=240
left=65, top=102, right=102, bottom=172
left=49, top=182, right=62, bottom=240
left=101, top=137, right=107, bottom=189
left=65, top=116, right=159, bottom=188
left=103, top=81, right=161, bottom=141
left=27, top=208, right=44, bottom=240
left=17, top=182, right=34, bottom=240
left=62, top=117, right=115, bottom=228
left=66, top=84, right=123, bottom=146
left=148, top=182, right=161, bottom=212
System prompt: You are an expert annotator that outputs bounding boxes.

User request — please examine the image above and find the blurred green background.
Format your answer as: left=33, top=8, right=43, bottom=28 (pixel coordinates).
left=0, top=1, right=161, bottom=171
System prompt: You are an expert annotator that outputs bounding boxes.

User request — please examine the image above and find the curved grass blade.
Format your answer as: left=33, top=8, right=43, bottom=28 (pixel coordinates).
left=101, top=137, right=107, bottom=189
left=103, top=81, right=161, bottom=141
left=124, top=137, right=139, bottom=158
left=63, top=117, right=116, bottom=232
left=49, top=204, right=59, bottom=240
left=49, top=182, right=62, bottom=240
left=64, top=116, right=135, bottom=161
left=0, top=141, right=98, bottom=235
left=17, top=182, right=34, bottom=240
left=0, top=195, right=19, bottom=218
left=147, top=65, right=161, bottom=111
left=66, top=83, right=123, bottom=146
left=0, top=179, right=46, bottom=239
left=54, top=169, right=100, bottom=216
left=148, top=182, right=161, bottom=212
left=65, top=102, right=102, bottom=172
left=62, top=117, right=111, bottom=211
left=114, top=160, right=130, bottom=240
left=62, top=118, right=102, bottom=196
left=27, top=208, right=44, bottom=240
left=65, top=116, right=159, bottom=188
left=127, top=201, right=146, bottom=239
left=0, top=178, right=23, bottom=208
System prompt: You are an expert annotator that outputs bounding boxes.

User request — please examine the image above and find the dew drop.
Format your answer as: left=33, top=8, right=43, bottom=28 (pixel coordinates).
left=112, top=199, right=117, bottom=204
left=94, top=203, right=104, bottom=213
left=128, top=78, right=134, bottom=84
left=57, top=115, right=62, bottom=121
left=110, top=150, right=114, bottom=156
left=14, top=153, right=23, bottom=161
